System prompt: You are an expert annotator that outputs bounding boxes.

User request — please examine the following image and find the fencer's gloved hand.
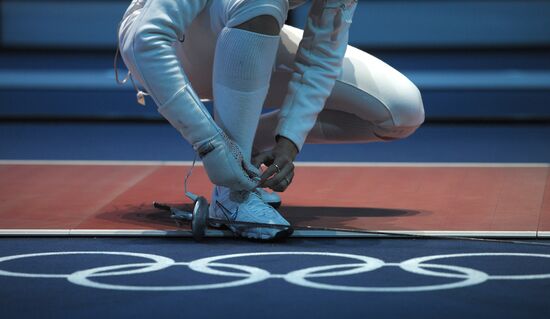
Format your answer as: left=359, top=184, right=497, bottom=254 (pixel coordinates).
left=195, top=131, right=262, bottom=191
left=158, top=86, right=261, bottom=191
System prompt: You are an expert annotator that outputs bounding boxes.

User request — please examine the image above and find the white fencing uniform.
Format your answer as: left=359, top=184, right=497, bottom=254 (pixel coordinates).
left=119, top=0, right=425, bottom=155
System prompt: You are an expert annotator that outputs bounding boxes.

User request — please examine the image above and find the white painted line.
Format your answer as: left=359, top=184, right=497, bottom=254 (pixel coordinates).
left=292, top=230, right=388, bottom=237
left=375, top=230, right=538, bottom=238
left=0, top=160, right=198, bottom=166
left=68, top=229, right=191, bottom=236
left=0, top=229, right=228, bottom=237
left=68, top=229, right=232, bottom=237
left=293, top=230, right=537, bottom=238
left=294, top=162, right=550, bottom=168
left=537, top=231, right=550, bottom=238
left=0, top=229, right=71, bottom=236
left=0, top=160, right=547, bottom=168
left=0, top=229, right=538, bottom=238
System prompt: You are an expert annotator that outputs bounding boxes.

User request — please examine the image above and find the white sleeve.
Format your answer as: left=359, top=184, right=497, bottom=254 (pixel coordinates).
left=120, top=0, right=219, bottom=145
left=119, top=0, right=262, bottom=190
left=276, top=0, right=358, bottom=150
left=126, top=0, right=208, bottom=107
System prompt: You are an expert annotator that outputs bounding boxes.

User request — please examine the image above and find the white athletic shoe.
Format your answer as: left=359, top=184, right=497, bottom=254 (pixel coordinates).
left=209, top=186, right=292, bottom=240
left=257, top=188, right=281, bottom=208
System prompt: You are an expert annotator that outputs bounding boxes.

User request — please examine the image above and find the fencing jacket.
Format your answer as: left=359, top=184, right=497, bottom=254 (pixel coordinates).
left=276, top=0, right=358, bottom=150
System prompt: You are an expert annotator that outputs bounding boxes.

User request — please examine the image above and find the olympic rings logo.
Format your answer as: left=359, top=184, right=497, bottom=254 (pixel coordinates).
left=1, top=251, right=550, bottom=292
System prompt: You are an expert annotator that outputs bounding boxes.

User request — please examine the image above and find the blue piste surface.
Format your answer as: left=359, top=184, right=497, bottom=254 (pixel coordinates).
left=1, top=122, right=549, bottom=163
left=0, top=238, right=549, bottom=319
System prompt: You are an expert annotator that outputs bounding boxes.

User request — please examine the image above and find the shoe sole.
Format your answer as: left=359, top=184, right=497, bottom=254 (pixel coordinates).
left=209, top=221, right=293, bottom=241
left=239, top=226, right=294, bottom=241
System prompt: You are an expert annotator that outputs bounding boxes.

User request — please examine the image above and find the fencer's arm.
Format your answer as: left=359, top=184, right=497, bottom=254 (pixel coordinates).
left=276, top=0, right=358, bottom=151
left=125, top=0, right=214, bottom=145
left=120, top=0, right=260, bottom=190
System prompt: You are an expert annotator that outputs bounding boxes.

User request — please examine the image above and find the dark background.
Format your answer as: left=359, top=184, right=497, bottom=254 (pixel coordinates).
left=1, top=0, right=549, bottom=161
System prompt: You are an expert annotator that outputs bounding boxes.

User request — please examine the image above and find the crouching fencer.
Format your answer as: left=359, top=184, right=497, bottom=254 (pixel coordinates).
left=117, top=0, right=425, bottom=240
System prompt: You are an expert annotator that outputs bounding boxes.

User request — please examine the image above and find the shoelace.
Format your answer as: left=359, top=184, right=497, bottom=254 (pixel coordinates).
left=238, top=190, right=272, bottom=219
left=215, top=201, right=239, bottom=222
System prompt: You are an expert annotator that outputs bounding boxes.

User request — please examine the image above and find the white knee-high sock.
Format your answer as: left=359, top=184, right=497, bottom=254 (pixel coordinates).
left=213, top=27, right=280, bottom=162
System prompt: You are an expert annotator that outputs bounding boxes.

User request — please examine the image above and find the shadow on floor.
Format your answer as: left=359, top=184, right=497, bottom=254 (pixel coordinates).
left=96, top=203, right=428, bottom=231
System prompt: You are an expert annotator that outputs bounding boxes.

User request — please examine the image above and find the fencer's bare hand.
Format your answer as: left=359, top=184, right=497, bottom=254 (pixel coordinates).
left=252, top=136, right=299, bottom=192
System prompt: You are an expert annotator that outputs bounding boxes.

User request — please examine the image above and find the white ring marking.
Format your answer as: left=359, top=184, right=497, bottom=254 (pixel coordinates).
left=0, top=251, right=173, bottom=278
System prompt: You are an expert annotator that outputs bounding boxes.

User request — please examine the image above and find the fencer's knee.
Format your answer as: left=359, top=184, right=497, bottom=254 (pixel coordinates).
left=391, top=78, right=425, bottom=128
left=225, top=0, right=288, bottom=33
left=234, top=15, right=281, bottom=35
left=379, top=78, right=425, bottom=139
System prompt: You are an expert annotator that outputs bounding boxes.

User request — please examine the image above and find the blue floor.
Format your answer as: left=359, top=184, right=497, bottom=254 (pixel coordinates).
left=1, top=122, right=549, bottom=162
left=0, top=238, right=549, bottom=319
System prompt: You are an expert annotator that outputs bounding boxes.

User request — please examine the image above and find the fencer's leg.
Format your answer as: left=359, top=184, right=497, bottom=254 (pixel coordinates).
left=254, top=109, right=389, bottom=152
left=253, top=24, right=425, bottom=151
left=174, top=0, right=287, bottom=207
left=255, top=80, right=424, bottom=150
left=213, top=15, right=281, bottom=163
left=208, top=4, right=292, bottom=240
